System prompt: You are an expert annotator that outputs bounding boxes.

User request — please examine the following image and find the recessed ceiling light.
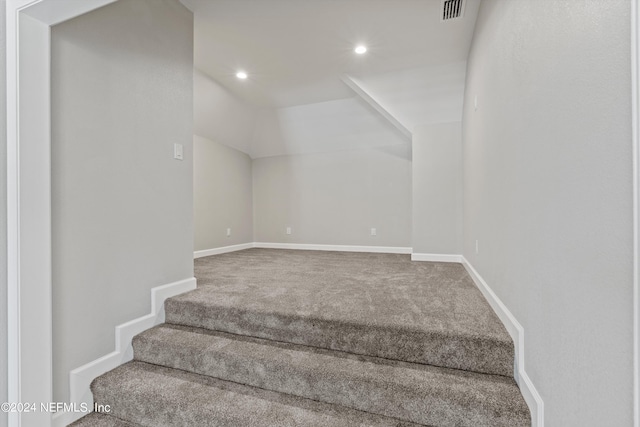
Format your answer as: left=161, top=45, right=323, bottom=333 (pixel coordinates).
left=236, top=71, right=248, bottom=79
left=354, top=45, right=367, bottom=54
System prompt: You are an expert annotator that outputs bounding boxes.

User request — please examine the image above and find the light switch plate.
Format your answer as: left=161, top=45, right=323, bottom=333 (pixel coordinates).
left=174, top=143, right=183, bottom=160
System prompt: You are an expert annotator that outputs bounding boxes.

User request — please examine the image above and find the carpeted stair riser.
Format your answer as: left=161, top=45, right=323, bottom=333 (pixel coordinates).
left=164, top=293, right=513, bottom=377
left=90, top=361, right=420, bottom=427
left=69, top=412, right=140, bottom=426
left=133, top=324, right=529, bottom=427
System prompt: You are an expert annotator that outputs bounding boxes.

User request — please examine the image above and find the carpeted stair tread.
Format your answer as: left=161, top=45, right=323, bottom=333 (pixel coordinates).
left=133, top=324, right=529, bottom=427
left=69, top=411, right=141, bottom=426
left=171, top=249, right=514, bottom=377
left=91, top=361, right=421, bottom=427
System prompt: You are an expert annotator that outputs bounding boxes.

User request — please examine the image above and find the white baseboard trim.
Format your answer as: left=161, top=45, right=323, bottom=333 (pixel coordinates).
left=52, top=277, right=197, bottom=427
left=461, top=257, right=544, bottom=427
left=411, top=253, right=463, bottom=263
left=194, top=242, right=254, bottom=259
left=254, top=242, right=412, bottom=254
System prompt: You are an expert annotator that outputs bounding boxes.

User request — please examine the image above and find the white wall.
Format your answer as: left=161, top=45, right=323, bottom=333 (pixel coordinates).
left=50, top=0, right=193, bottom=403
left=462, top=0, right=632, bottom=425
left=194, top=69, right=256, bottom=155
left=0, top=1, right=7, bottom=426
left=253, top=145, right=412, bottom=247
left=194, top=135, right=253, bottom=251
left=248, top=92, right=412, bottom=248
left=412, top=122, right=462, bottom=255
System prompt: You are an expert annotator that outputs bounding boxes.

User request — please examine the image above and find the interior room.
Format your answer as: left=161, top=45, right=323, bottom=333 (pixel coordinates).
left=3, top=0, right=638, bottom=426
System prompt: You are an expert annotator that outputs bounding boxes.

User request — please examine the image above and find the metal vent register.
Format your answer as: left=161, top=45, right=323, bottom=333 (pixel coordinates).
left=442, top=0, right=465, bottom=21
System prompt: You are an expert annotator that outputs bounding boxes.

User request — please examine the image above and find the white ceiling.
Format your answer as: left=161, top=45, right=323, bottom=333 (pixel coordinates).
left=181, top=0, right=481, bottom=109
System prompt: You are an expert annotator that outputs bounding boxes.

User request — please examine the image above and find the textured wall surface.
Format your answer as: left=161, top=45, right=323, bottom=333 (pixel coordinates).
left=0, top=1, right=7, bottom=425
left=462, top=0, right=633, bottom=425
left=194, top=135, right=253, bottom=251
left=412, top=122, right=462, bottom=255
left=51, top=0, right=193, bottom=402
left=253, top=146, right=412, bottom=247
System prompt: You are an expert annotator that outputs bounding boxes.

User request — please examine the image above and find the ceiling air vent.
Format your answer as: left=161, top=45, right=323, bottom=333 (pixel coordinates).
left=441, top=0, right=465, bottom=21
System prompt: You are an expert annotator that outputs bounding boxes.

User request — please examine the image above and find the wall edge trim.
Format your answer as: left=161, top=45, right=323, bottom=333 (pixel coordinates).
left=631, top=0, right=640, bottom=424
left=461, top=257, right=544, bottom=427
left=411, top=253, right=462, bottom=263
left=254, top=242, right=412, bottom=254
left=194, top=242, right=254, bottom=259
left=51, top=277, right=197, bottom=427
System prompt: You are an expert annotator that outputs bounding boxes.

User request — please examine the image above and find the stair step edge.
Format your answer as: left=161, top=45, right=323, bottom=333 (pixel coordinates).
left=132, top=324, right=529, bottom=427
left=68, top=411, right=142, bottom=427
left=92, top=361, right=422, bottom=427
left=164, top=296, right=514, bottom=378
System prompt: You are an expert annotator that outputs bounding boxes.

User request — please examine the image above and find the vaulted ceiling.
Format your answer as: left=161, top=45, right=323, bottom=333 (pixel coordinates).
left=181, top=0, right=481, bottom=157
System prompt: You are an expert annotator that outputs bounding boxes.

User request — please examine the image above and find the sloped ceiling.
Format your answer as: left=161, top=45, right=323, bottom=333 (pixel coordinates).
left=194, top=70, right=257, bottom=154
left=251, top=96, right=408, bottom=159
left=351, top=61, right=468, bottom=133
left=182, top=0, right=481, bottom=158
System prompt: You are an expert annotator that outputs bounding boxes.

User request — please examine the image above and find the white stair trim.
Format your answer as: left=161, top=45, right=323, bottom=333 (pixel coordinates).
left=411, top=253, right=463, bottom=263
left=194, top=242, right=254, bottom=258
left=461, top=257, right=544, bottom=427
left=52, top=277, right=197, bottom=427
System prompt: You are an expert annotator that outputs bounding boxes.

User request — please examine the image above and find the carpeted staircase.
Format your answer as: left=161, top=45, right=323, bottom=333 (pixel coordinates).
left=71, top=249, right=530, bottom=427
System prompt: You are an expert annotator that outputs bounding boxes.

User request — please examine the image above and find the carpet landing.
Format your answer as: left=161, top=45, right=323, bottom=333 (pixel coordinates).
left=72, top=249, right=530, bottom=426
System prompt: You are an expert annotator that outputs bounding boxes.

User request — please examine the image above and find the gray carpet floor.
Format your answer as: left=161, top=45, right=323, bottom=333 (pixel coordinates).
left=74, top=248, right=530, bottom=426
left=171, top=249, right=514, bottom=376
